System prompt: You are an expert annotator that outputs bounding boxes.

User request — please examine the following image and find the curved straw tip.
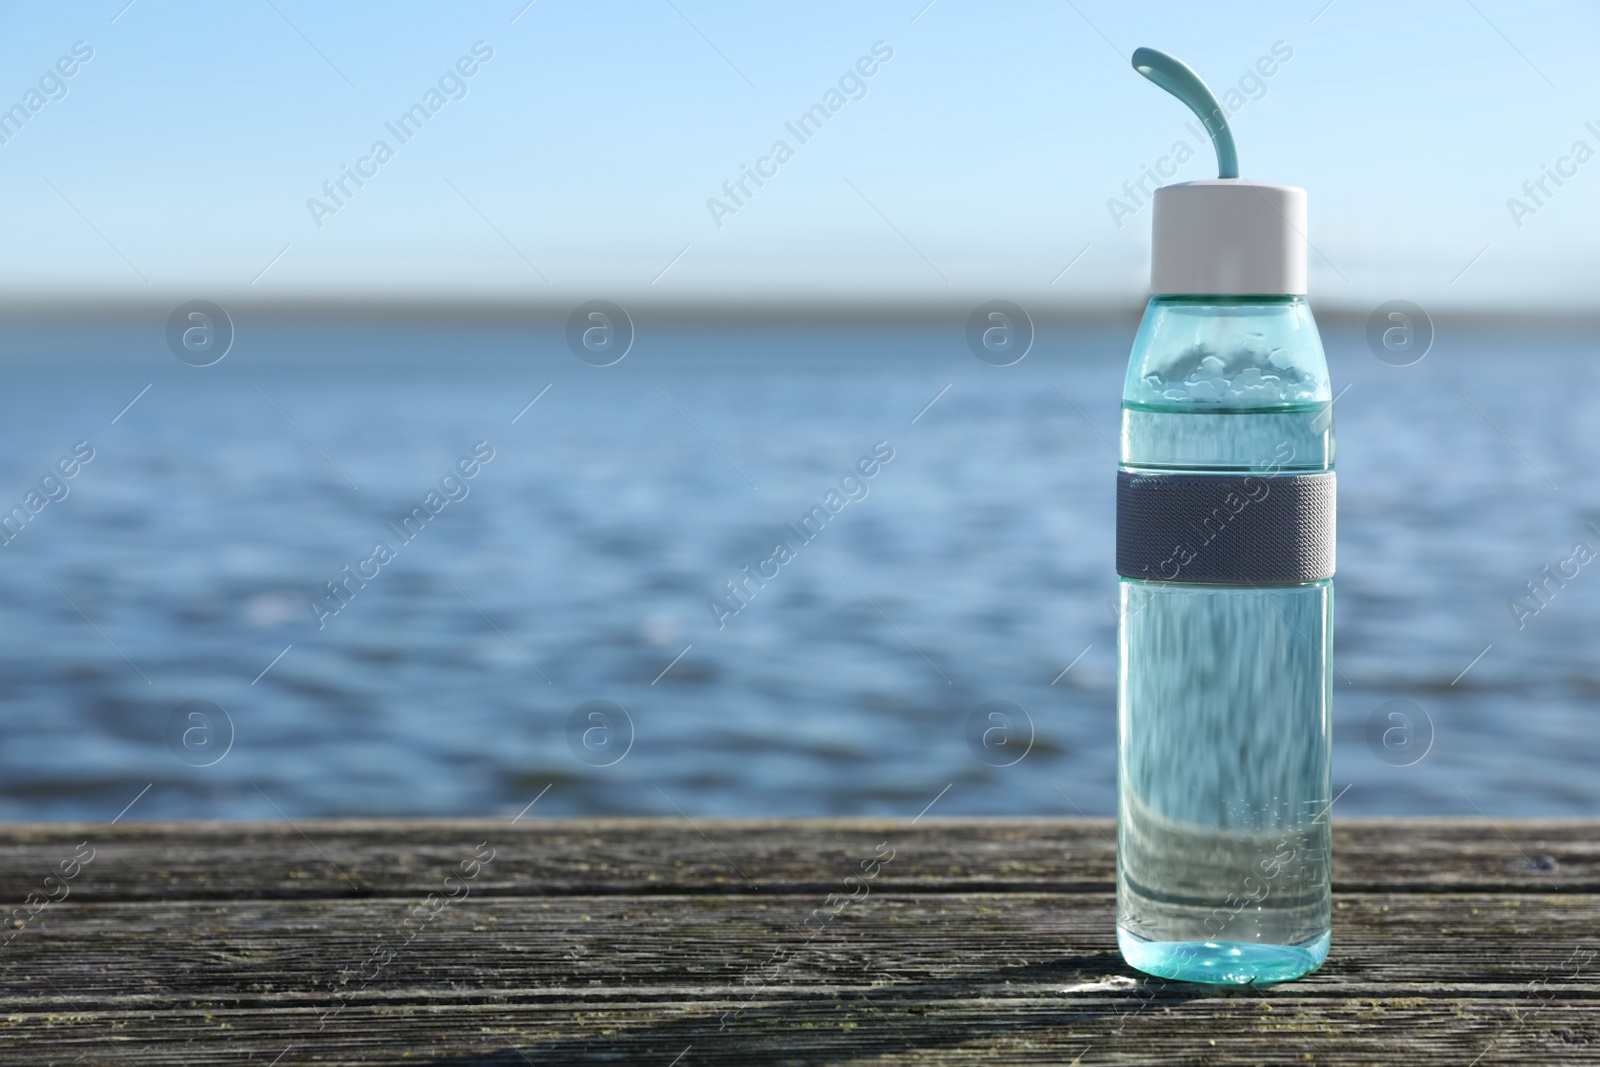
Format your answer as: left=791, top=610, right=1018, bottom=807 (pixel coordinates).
left=1126, top=46, right=1239, bottom=180
left=1130, top=46, right=1189, bottom=81
left=1129, top=46, right=1166, bottom=73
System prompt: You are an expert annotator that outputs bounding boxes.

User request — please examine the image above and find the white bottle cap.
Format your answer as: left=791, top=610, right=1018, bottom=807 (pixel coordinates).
left=1151, top=179, right=1307, bottom=296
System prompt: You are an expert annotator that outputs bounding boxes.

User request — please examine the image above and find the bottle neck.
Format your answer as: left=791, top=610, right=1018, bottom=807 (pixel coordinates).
left=1123, top=292, right=1330, bottom=417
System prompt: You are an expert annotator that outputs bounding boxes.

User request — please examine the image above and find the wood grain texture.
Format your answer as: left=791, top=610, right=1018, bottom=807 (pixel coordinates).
left=0, top=818, right=1586, bottom=898
left=0, top=818, right=1593, bottom=1065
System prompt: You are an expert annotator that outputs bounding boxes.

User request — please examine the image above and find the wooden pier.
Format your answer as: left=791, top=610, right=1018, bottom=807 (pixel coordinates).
left=0, top=818, right=1593, bottom=1064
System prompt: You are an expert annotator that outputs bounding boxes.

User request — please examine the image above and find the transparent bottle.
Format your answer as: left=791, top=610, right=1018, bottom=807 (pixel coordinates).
left=1115, top=294, right=1334, bottom=984
left=1110, top=45, right=1336, bottom=986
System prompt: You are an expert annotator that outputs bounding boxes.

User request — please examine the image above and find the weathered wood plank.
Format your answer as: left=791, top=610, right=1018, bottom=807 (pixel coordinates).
left=0, top=998, right=1592, bottom=1066
left=0, top=894, right=1596, bottom=1007
left=0, top=818, right=1586, bottom=900
left=0, top=819, right=1593, bottom=1065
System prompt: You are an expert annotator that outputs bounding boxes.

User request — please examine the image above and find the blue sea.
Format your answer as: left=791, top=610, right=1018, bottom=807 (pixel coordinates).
left=0, top=310, right=1593, bottom=821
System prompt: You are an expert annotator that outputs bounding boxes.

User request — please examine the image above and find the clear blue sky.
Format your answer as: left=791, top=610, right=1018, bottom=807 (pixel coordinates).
left=0, top=0, right=1595, bottom=309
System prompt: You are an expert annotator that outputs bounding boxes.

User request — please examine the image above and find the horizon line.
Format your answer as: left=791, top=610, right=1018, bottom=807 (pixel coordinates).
left=0, top=293, right=1595, bottom=328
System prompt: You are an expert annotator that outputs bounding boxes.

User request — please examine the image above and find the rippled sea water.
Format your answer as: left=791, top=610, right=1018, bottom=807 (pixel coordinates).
left=0, top=312, right=1593, bottom=820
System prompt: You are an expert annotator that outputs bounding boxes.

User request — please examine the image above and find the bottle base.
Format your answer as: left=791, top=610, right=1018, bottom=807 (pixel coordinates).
left=1117, top=927, right=1329, bottom=985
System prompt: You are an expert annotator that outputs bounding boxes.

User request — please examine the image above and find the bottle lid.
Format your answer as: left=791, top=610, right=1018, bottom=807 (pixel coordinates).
left=1132, top=49, right=1308, bottom=296
left=1152, top=180, right=1306, bottom=295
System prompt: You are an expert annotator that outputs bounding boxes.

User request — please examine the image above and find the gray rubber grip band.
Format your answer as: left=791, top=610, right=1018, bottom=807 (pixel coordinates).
left=1116, top=469, right=1335, bottom=584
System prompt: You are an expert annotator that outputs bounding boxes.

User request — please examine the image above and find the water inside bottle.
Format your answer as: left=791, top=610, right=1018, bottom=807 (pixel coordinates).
left=1116, top=404, right=1333, bottom=984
